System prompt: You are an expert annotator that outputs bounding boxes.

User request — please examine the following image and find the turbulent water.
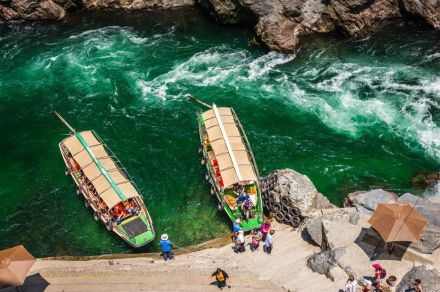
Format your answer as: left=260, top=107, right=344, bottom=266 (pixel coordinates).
left=0, top=9, right=439, bottom=257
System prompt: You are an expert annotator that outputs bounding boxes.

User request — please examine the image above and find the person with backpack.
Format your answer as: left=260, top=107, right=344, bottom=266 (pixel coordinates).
left=211, top=268, right=230, bottom=289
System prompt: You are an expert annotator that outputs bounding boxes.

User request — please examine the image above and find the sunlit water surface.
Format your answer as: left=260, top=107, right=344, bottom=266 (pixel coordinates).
left=0, top=9, right=439, bottom=256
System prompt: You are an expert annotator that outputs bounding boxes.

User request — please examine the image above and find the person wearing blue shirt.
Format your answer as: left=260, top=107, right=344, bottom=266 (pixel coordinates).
left=232, top=219, right=242, bottom=233
left=236, top=191, right=250, bottom=204
left=231, top=218, right=242, bottom=243
left=160, top=234, right=174, bottom=261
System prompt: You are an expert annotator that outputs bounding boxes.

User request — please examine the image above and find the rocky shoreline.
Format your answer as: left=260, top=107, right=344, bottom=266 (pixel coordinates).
left=1, top=0, right=439, bottom=54
left=261, top=169, right=440, bottom=291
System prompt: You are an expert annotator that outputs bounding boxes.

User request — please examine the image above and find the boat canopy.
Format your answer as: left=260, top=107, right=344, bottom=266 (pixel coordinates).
left=201, top=106, right=257, bottom=188
left=62, top=130, right=140, bottom=209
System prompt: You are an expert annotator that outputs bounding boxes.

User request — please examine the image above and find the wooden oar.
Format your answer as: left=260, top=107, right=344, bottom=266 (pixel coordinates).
left=54, top=111, right=76, bottom=134
left=187, top=94, right=212, bottom=109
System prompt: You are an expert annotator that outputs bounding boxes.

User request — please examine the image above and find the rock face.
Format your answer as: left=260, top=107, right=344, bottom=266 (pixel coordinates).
left=0, top=0, right=194, bottom=20
left=307, top=247, right=345, bottom=279
left=396, top=265, right=440, bottom=292
left=398, top=193, right=440, bottom=254
left=402, top=0, right=440, bottom=29
left=411, top=171, right=440, bottom=188
left=82, top=0, right=194, bottom=10
left=0, top=0, right=68, bottom=20
left=306, top=209, right=350, bottom=247
left=344, top=189, right=398, bottom=215
left=263, top=169, right=335, bottom=218
left=198, top=0, right=439, bottom=53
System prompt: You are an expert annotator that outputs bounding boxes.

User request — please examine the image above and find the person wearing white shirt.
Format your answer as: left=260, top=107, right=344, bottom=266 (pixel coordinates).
left=345, top=276, right=357, bottom=292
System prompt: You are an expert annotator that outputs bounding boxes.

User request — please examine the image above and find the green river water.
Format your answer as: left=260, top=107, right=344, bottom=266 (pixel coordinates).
left=0, top=9, right=439, bottom=257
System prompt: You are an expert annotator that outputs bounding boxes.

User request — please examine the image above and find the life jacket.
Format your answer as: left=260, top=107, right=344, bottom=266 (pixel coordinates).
left=217, top=272, right=225, bottom=282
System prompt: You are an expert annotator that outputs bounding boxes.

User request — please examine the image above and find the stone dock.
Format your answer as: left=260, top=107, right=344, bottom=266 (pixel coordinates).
left=5, top=169, right=440, bottom=291
left=12, top=222, right=345, bottom=291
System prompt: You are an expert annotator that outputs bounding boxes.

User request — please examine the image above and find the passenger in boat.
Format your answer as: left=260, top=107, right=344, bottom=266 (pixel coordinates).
left=124, top=199, right=139, bottom=215
left=111, top=204, right=124, bottom=224
left=235, top=189, right=250, bottom=204
left=67, top=154, right=81, bottom=174
left=241, top=198, right=253, bottom=220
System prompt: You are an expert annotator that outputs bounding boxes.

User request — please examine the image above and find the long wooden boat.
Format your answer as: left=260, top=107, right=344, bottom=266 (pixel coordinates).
left=55, top=112, right=155, bottom=247
left=196, top=102, right=263, bottom=231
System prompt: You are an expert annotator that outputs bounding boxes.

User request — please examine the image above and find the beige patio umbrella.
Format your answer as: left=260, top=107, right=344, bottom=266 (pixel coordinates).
left=0, top=245, right=36, bottom=287
left=368, top=203, right=428, bottom=242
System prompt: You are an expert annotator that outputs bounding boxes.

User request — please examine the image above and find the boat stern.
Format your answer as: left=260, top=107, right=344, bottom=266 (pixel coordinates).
left=118, top=215, right=155, bottom=248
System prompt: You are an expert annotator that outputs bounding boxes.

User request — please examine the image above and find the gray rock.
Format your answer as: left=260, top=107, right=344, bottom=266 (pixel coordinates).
left=262, top=169, right=335, bottom=218
left=305, top=209, right=349, bottom=247
left=349, top=211, right=360, bottom=225
left=307, top=248, right=345, bottom=278
left=398, top=193, right=440, bottom=254
left=396, top=265, right=440, bottom=292
left=345, top=189, right=398, bottom=215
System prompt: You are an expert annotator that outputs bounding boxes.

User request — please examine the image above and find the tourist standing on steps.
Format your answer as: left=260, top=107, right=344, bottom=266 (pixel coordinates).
left=345, top=275, right=357, bottom=292
left=263, top=230, right=275, bottom=254
left=261, top=220, right=271, bottom=241
left=414, top=279, right=423, bottom=292
left=160, top=234, right=174, bottom=261
left=235, top=230, right=246, bottom=253
left=250, top=228, right=262, bottom=252
left=231, top=218, right=242, bottom=243
left=211, top=268, right=231, bottom=289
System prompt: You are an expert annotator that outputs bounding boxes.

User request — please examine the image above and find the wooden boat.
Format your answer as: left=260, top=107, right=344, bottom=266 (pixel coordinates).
left=193, top=98, right=263, bottom=231
left=55, top=112, right=155, bottom=247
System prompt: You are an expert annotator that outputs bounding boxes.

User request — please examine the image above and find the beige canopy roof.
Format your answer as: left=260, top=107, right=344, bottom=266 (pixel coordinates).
left=62, top=131, right=140, bottom=209
left=201, top=106, right=257, bottom=188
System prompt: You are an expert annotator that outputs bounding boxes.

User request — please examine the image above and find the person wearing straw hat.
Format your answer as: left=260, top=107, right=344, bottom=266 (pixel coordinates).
left=159, top=234, right=174, bottom=261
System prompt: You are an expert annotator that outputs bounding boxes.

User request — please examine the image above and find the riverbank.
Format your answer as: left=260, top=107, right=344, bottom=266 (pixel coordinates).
left=13, top=213, right=440, bottom=291
left=16, top=222, right=347, bottom=291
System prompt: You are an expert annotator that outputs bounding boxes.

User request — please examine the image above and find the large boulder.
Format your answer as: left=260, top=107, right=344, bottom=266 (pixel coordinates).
left=264, top=169, right=335, bottom=218
left=396, top=265, right=440, bottom=292
left=305, top=209, right=350, bottom=247
left=307, top=247, right=346, bottom=279
left=1, top=0, right=67, bottom=20
left=344, top=189, right=398, bottom=215
left=401, top=0, right=440, bottom=29
left=398, top=193, right=440, bottom=254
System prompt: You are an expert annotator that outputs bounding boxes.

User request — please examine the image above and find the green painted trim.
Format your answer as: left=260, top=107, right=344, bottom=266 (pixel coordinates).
left=76, top=132, right=127, bottom=202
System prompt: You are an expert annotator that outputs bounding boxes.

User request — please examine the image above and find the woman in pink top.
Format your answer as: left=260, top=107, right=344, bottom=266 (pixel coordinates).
left=261, top=220, right=271, bottom=241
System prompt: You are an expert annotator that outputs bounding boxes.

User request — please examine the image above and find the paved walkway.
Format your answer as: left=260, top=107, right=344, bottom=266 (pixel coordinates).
left=20, top=222, right=347, bottom=291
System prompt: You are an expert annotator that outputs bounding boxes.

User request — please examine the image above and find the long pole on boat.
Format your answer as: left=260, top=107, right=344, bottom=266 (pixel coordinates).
left=54, top=111, right=76, bottom=134
left=187, top=94, right=212, bottom=109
